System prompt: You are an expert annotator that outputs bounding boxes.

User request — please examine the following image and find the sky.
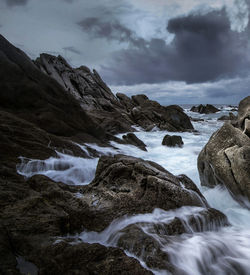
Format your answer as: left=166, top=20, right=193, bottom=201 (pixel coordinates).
left=0, top=0, right=250, bottom=104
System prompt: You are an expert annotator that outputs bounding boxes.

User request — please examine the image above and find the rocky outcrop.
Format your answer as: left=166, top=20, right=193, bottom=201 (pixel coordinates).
left=35, top=54, right=122, bottom=112
left=122, top=133, right=147, bottom=151
left=116, top=93, right=194, bottom=132
left=162, top=135, right=184, bottom=147
left=191, top=104, right=220, bottom=114
left=35, top=54, right=194, bottom=134
left=198, top=121, right=250, bottom=203
left=0, top=34, right=109, bottom=144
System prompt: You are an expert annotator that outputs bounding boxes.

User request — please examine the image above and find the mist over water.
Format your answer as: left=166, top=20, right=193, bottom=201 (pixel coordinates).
left=17, top=106, right=250, bottom=274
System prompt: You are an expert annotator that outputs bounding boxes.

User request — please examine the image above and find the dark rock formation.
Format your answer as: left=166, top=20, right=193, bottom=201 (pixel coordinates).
left=198, top=122, right=250, bottom=203
left=122, top=133, right=147, bottom=151
left=0, top=34, right=108, bottom=144
left=191, top=104, right=220, bottom=114
left=162, top=135, right=184, bottom=147
left=35, top=53, right=121, bottom=112
left=80, top=154, right=229, bottom=232
left=218, top=112, right=237, bottom=121
left=120, top=93, right=194, bottom=132
left=35, top=241, right=153, bottom=275
left=34, top=53, right=194, bottom=134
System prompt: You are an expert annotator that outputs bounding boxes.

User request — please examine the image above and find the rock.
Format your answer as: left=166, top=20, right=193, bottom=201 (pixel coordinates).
left=132, top=94, right=149, bottom=106
left=35, top=54, right=122, bottom=112
left=116, top=93, right=135, bottom=112
left=81, top=154, right=213, bottom=231
left=190, top=117, right=205, bottom=122
left=238, top=96, right=250, bottom=137
left=198, top=122, right=250, bottom=203
left=0, top=34, right=108, bottom=144
left=116, top=207, right=228, bottom=272
left=129, top=97, right=194, bottom=132
left=218, top=112, right=237, bottom=121
left=162, top=135, right=184, bottom=147
left=191, top=104, right=220, bottom=114
left=34, top=241, right=153, bottom=275
left=122, top=133, right=147, bottom=151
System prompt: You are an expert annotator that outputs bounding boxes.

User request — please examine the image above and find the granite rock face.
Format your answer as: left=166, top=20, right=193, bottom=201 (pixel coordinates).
left=198, top=96, right=250, bottom=203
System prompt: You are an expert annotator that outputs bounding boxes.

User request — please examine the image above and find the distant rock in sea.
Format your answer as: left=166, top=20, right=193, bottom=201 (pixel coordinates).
left=191, top=104, right=220, bottom=114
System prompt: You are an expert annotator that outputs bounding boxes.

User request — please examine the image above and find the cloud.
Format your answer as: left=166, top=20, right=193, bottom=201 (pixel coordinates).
left=110, top=76, right=250, bottom=105
left=62, top=46, right=81, bottom=55
left=100, top=9, right=250, bottom=85
left=78, top=17, right=146, bottom=47
left=4, top=0, right=29, bottom=7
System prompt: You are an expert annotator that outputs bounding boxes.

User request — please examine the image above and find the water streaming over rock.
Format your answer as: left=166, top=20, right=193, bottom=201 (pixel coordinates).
left=17, top=106, right=250, bottom=274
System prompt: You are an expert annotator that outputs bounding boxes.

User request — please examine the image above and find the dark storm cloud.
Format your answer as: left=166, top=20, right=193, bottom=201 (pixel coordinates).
left=78, top=17, right=146, bottom=47
left=100, top=9, right=250, bottom=85
left=4, top=0, right=28, bottom=7
left=62, top=46, right=81, bottom=55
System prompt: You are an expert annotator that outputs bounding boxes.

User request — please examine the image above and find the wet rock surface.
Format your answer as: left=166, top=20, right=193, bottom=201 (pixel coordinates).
left=122, top=133, right=147, bottom=151
left=116, top=207, right=228, bottom=272
left=162, top=135, right=184, bottom=147
left=191, top=104, right=220, bottom=114
left=80, top=154, right=228, bottom=231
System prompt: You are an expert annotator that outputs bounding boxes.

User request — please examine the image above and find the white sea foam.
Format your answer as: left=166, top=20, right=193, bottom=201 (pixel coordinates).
left=17, top=105, right=250, bottom=274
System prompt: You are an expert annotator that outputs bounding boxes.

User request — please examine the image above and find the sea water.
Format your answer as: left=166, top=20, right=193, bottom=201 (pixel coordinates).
left=17, top=106, right=250, bottom=275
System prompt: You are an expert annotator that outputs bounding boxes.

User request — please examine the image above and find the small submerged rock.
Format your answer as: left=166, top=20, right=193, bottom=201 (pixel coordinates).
left=162, top=135, right=184, bottom=147
left=122, top=133, right=147, bottom=151
left=217, top=112, right=237, bottom=121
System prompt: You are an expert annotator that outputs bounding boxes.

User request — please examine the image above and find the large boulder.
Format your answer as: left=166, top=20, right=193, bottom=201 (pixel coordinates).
left=162, top=135, right=184, bottom=147
left=191, top=104, right=220, bottom=114
left=81, top=154, right=229, bottom=231
left=198, top=122, right=250, bottom=202
left=238, top=96, right=250, bottom=137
